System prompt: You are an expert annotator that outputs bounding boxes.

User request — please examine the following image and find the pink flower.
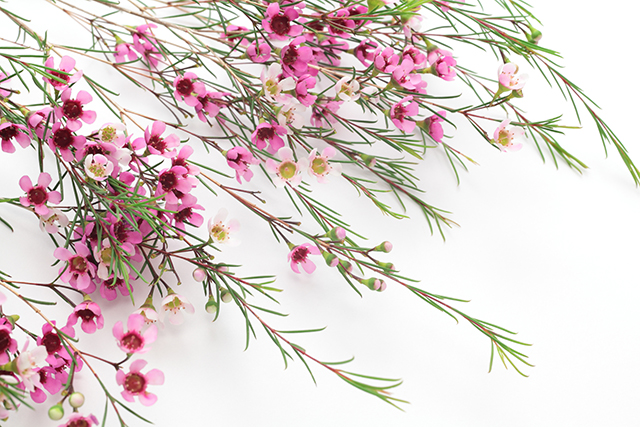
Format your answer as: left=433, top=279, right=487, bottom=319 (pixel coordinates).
left=194, top=91, right=230, bottom=123
left=0, top=122, right=30, bottom=153
left=155, top=165, right=197, bottom=202
left=113, top=314, right=157, bottom=354
left=55, top=89, right=96, bottom=131
left=67, top=300, right=104, bottom=334
left=355, top=40, right=378, bottom=67
left=170, top=196, right=205, bottom=232
left=19, top=172, right=62, bottom=216
left=281, top=36, right=314, bottom=77
left=36, top=321, right=75, bottom=365
left=389, top=96, right=419, bottom=133
left=222, top=25, right=250, bottom=46
left=114, top=42, right=138, bottom=63
left=226, top=146, right=260, bottom=184
left=58, top=413, right=99, bottom=427
left=262, top=3, right=303, bottom=41
left=373, top=47, right=400, bottom=73
left=27, top=107, right=56, bottom=140
left=392, top=58, right=427, bottom=93
left=498, top=63, right=528, bottom=90
left=44, top=56, right=82, bottom=90
left=84, top=154, right=114, bottom=181
left=246, top=39, right=272, bottom=63
left=16, top=345, right=48, bottom=392
left=47, top=123, right=86, bottom=162
left=265, top=147, right=303, bottom=187
left=251, top=121, right=287, bottom=153
left=0, top=72, right=11, bottom=98
left=492, top=119, right=524, bottom=152
left=327, top=8, right=357, bottom=36
left=295, top=74, right=317, bottom=107
left=261, top=63, right=295, bottom=104
left=173, top=72, right=206, bottom=106
left=0, top=318, right=18, bottom=365
left=428, top=48, right=457, bottom=81
left=100, top=277, right=132, bottom=301
left=39, top=208, right=69, bottom=234
left=208, top=208, right=240, bottom=245
left=423, top=111, right=447, bottom=143
left=133, top=305, right=161, bottom=327
left=133, top=121, right=180, bottom=158
left=301, top=147, right=342, bottom=183
left=132, top=24, right=162, bottom=68
left=116, top=359, right=164, bottom=406
left=54, top=242, right=97, bottom=292
left=160, top=292, right=195, bottom=325
left=334, top=77, right=360, bottom=102
left=403, top=46, right=427, bottom=69
left=287, top=243, right=321, bottom=274
left=440, top=0, right=466, bottom=12
left=310, top=100, right=342, bottom=128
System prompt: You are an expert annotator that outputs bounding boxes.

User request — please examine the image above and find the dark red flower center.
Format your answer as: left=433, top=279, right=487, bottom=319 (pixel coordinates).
left=291, top=246, right=310, bottom=263
left=113, top=221, right=128, bottom=242
left=176, top=78, right=194, bottom=96
left=42, top=332, right=62, bottom=354
left=124, top=372, right=146, bottom=394
left=70, top=256, right=88, bottom=273
left=307, top=21, right=324, bottom=32
left=147, top=134, right=166, bottom=152
left=282, top=46, right=299, bottom=65
left=28, top=187, right=48, bottom=205
left=84, top=144, right=106, bottom=156
left=271, top=14, right=291, bottom=36
left=0, top=125, right=18, bottom=141
left=76, top=308, right=96, bottom=322
left=174, top=207, right=193, bottom=223
left=68, top=419, right=90, bottom=427
left=63, top=99, right=83, bottom=120
left=256, top=126, right=275, bottom=141
left=0, top=330, right=11, bottom=353
left=121, top=332, right=143, bottom=351
left=159, top=171, right=177, bottom=191
left=53, top=127, right=74, bottom=149
left=393, top=105, right=406, bottom=120
left=50, top=70, right=70, bottom=85
left=105, top=277, right=123, bottom=290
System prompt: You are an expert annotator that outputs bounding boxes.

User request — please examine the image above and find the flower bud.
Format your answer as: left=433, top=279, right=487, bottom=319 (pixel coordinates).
left=376, top=261, right=395, bottom=271
left=359, top=154, right=376, bottom=167
left=205, top=297, right=218, bottom=315
left=327, top=227, right=347, bottom=242
left=322, top=251, right=340, bottom=267
left=359, top=277, right=381, bottom=291
left=220, top=289, right=233, bottom=303
left=48, top=404, right=64, bottom=421
left=338, top=260, right=353, bottom=273
left=372, top=241, right=393, bottom=253
left=69, top=392, right=85, bottom=408
left=192, top=268, right=206, bottom=282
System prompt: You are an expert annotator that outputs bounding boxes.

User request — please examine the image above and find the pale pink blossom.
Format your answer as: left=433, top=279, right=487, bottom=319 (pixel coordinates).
left=261, top=63, right=295, bottom=104
left=288, top=243, right=321, bottom=274
left=116, top=359, right=164, bottom=406
left=492, top=119, right=524, bottom=152
left=84, top=154, right=114, bottom=181
left=161, top=292, right=195, bottom=325
left=265, top=147, right=303, bottom=187
left=277, top=100, right=306, bottom=129
left=0, top=72, right=11, bottom=98
left=16, top=345, right=48, bottom=392
left=498, top=63, right=528, bottom=90
left=334, top=77, right=360, bottom=102
left=113, top=314, right=157, bottom=354
left=39, top=208, right=69, bottom=234
left=208, top=208, right=240, bottom=245
left=300, top=147, right=342, bottom=183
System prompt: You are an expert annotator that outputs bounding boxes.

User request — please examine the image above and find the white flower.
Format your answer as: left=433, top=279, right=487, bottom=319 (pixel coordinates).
left=84, top=154, right=114, bottom=181
left=16, top=345, right=48, bottom=392
left=265, top=147, right=303, bottom=187
left=277, top=100, right=306, bottom=129
left=160, top=293, right=195, bottom=325
left=335, top=77, right=360, bottom=102
left=39, top=207, right=69, bottom=234
left=300, top=147, right=342, bottom=184
left=261, top=63, right=295, bottom=104
left=207, top=208, right=240, bottom=246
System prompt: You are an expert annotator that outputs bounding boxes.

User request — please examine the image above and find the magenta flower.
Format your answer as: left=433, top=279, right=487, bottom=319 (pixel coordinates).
left=160, top=292, right=195, bottom=325
left=373, top=47, right=400, bottom=73
left=246, top=39, right=272, bottom=63
left=55, top=88, right=97, bottom=131
left=265, top=147, right=303, bottom=187
left=19, top=172, right=62, bottom=216
left=428, top=49, right=457, bottom=81
left=423, top=111, right=447, bottom=143
left=116, top=359, right=164, bottom=406
left=37, top=321, right=75, bottom=365
left=0, top=318, right=18, bottom=365
left=58, top=413, right=99, bottom=427
left=170, top=196, right=205, bottom=232
left=222, top=25, right=250, bottom=46
left=113, top=314, right=157, bottom=354
left=67, top=300, right=104, bottom=334
left=492, top=119, right=524, bottom=152
left=133, top=24, right=162, bottom=68
left=355, top=40, right=378, bottom=67
left=498, top=63, right=528, bottom=90
left=100, top=277, right=132, bottom=301
left=134, top=121, right=180, bottom=158
left=326, top=8, right=356, bottom=36
left=30, top=365, right=64, bottom=403
left=295, top=74, right=317, bottom=107
left=155, top=165, right=197, bottom=201
left=262, top=3, right=303, bottom=41
left=114, top=42, right=138, bottom=63
left=251, top=121, right=287, bottom=153
left=0, top=122, right=30, bottom=153
left=310, top=100, right=342, bottom=128
left=54, top=242, right=97, bottom=292
left=403, top=46, right=427, bottom=69
left=0, top=72, right=11, bottom=98
left=173, top=72, right=206, bottom=106
left=47, top=123, right=86, bottom=162
left=390, top=96, right=419, bottom=133
left=288, top=243, right=321, bottom=274
left=44, top=56, right=82, bottom=90
left=226, top=146, right=260, bottom=184
left=194, top=91, right=230, bottom=123
left=281, top=36, right=314, bottom=77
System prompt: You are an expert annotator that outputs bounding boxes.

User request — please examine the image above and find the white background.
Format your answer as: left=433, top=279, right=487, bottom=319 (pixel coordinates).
left=1, top=1, right=639, bottom=426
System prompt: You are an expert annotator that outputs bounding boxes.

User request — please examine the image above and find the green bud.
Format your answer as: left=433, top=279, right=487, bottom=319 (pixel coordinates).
left=372, top=241, right=393, bottom=253
left=69, top=392, right=85, bottom=408
left=220, top=289, right=233, bottom=303
left=48, top=404, right=64, bottom=421
left=322, top=251, right=340, bottom=267
left=205, top=297, right=218, bottom=315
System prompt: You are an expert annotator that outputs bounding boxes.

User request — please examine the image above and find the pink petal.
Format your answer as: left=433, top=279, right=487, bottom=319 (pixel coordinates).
left=76, top=90, right=92, bottom=104
left=48, top=191, right=62, bottom=205
left=301, top=259, right=316, bottom=274
left=113, top=321, right=124, bottom=340
left=82, top=110, right=97, bottom=124
left=81, top=320, right=97, bottom=334
left=37, top=172, right=52, bottom=188
left=145, top=368, right=164, bottom=385
left=19, top=175, right=32, bottom=192
left=151, top=121, right=165, bottom=137
left=59, top=56, right=76, bottom=72
left=15, top=131, right=31, bottom=148
left=130, top=359, right=148, bottom=373
left=139, top=392, right=157, bottom=406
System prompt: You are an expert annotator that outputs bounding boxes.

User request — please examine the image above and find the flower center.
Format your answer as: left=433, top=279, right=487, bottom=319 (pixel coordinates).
left=63, top=99, right=83, bottom=120
left=53, top=127, right=74, bottom=149
left=68, top=419, right=90, bottom=427
left=278, top=160, right=297, bottom=180
left=124, top=372, right=147, bottom=394
left=28, top=187, right=48, bottom=205
left=0, top=330, right=11, bottom=353
left=282, top=46, right=299, bottom=65
left=159, top=171, right=177, bottom=191
left=88, top=162, right=108, bottom=178
left=147, top=134, right=166, bottom=152
left=174, top=207, right=193, bottom=223
left=176, top=78, right=194, bottom=96
left=497, top=129, right=513, bottom=146
left=99, top=246, right=112, bottom=265
left=0, top=125, right=18, bottom=141
left=70, top=256, right=87, bottom=273
left=291, top=246, right=310, bottom=263
left=42, top=332, right=62, bottom=354
left=50, top=70, right=70, bottom=86
left=310, top=157, right=329, bottom=176
left=76, top=308, right=96, bottom=322
left=256, top=126, right=275, bottom=141
left=101, top=126, right=116, bottom=143
left=113, top=221, right=128, bottom=242
left=271, top=14, right=291, bottom=36
left=210, top=223, right=229, bottom=242
left=121, top=332, right=143, bottom=351
left=393, top=104, right=406, bottom=120
left=84, top=144, right=106, bottom=156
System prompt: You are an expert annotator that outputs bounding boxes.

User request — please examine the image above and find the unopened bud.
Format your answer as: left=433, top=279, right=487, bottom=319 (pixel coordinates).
left=220, top=289, right=233, bottom=303
left=322, top=251, right=340, bottom=267
left=48, top=404, right=64, bottom=420
left=373, top=241, right=393, bottom=253
left=359, top=277, right=381, bottom=291
left=205, top=297, right=218, bottom=315
left=192, top=268, right=206, bottom=282
left=327, top=227, right=347, bottom=242
left=360, top=154, right=376, bottom=167
left=376, top=261, right=395, bottom=271
left=338, top=260, right=353, bottom=273
left=69, top=392, right=85, bottom=408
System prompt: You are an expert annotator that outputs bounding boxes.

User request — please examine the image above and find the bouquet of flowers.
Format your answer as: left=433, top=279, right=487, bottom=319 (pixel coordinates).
left=0, top=0, right=636, bottom=425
